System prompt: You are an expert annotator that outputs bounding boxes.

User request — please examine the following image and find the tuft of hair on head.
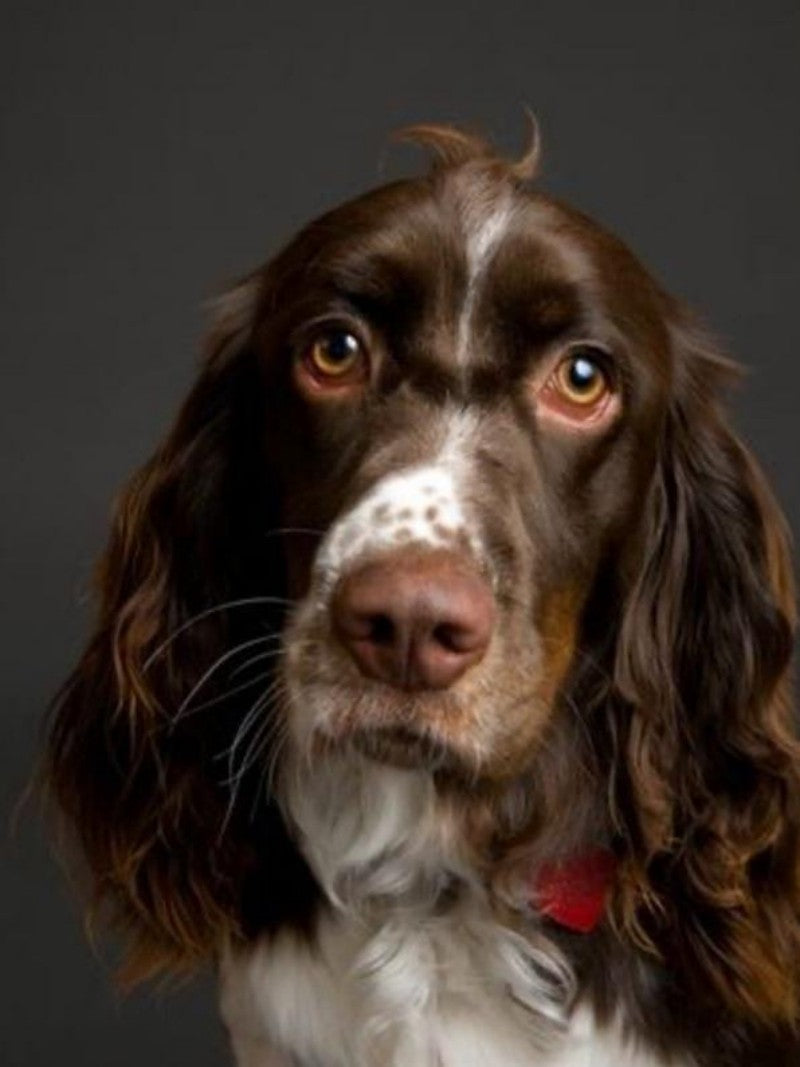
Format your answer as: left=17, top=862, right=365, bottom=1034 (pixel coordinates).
left=391, top=108, right=541, bottom=183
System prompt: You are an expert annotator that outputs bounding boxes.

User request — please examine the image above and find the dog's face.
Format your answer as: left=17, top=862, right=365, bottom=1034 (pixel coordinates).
left=259, top=167, right=672, bottom=780
left=46, top=129, right=798, bottom=1019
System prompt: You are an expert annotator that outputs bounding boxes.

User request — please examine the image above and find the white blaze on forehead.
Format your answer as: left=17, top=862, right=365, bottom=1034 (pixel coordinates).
left=456, top=192, right=513, bottom=367
left=314, top=411, right=484, bottom=593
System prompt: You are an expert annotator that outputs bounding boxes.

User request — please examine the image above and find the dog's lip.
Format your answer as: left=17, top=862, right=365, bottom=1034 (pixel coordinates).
left=350, top=722, right=459, bottom=770
left=356, top=722, right=428, bottom=750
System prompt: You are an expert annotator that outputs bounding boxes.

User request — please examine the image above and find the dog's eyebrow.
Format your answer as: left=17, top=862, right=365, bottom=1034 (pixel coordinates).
left=339, top=284, right=423, bottom=328
left=303, top=257, right=426, bottom=337
left=462, top=279, right=584, bottom=387
left=496, top=281, right=580, bottom=337
left=322, top=247, right=427, bottom=299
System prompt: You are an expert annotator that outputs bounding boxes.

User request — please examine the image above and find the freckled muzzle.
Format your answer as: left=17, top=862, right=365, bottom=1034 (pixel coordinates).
left=299, top=437, right=504, bottom=701
left=282, top=417, right=543, bottom=772
left=311, top=462, right=484, bottom=595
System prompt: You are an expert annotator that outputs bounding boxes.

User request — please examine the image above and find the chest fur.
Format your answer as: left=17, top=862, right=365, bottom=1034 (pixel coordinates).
left=219, top=904, right=682, bottom=1067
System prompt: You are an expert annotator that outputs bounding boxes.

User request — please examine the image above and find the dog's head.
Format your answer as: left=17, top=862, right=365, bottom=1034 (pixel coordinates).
left=46, top=125, right=798, bottom=1020
left=275, top=152, right=652, bottom=781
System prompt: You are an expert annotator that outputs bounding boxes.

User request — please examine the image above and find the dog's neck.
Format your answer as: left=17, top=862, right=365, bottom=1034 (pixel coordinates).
left=279, top=737, right=610, bottom=925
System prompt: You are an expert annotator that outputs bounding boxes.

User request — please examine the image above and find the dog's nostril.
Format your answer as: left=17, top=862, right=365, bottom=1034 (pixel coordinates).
left=431, top=622, right=467, bottom=653
left=368, top=613, right=395, bottom=646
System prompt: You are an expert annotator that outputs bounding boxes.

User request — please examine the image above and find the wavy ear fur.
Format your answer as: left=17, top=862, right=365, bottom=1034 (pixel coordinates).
left=611, top=312, right=800, bottom=1024
left=44, top=275, right=294, bottom=984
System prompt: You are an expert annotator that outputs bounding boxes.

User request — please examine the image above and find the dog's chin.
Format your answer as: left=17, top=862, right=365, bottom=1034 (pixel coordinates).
left=350, top=724, right=469, bottom=776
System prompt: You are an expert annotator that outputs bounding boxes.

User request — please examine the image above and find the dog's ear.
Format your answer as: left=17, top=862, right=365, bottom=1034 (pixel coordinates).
left=611, top=310, right=800, bottom=1024
left=44, top=274, right=289, bottom=984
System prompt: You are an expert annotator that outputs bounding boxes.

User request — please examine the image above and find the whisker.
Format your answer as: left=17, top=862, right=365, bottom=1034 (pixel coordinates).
left=223, top=740, right=265, bottom=795
left=262, top=717, right=289, bottom=798
left=173, top=654, right=284, bottom=725
left=171, top=636, right=276, bottom=725
left=224, top=713, right=277, bottom=787
left=144, top=595, right=294, bottom=671
left=179, top=669, right=274, bottom=717
left=263, top=526, right=326, bottom=539
left=219, top=677, right=285, bottom=766
left=219, top=684, right=289, bottom=833
left=250, top=717, right=290, bottom=822
left=229, top=641, right=284, bottom=680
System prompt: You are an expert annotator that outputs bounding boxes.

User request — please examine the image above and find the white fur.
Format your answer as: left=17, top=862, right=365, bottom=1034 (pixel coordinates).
left=219, top=752, right=691, bottom=1066
left=312, top=410, right=485, bottom=600
left=455, top=198, right=512, bottom=367
left=314, top=466, right=468, bottom=590
left=221, top=928, right=687, bottom=1067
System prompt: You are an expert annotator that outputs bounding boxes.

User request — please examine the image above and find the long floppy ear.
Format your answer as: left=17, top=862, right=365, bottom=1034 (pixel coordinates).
left=611, top=311, right=800, bottom=1025
left=44, top=274, right=294, bottom=984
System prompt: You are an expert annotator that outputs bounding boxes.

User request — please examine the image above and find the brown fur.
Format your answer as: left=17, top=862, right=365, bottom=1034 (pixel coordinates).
left=44, top=124, right=798, bottom=1061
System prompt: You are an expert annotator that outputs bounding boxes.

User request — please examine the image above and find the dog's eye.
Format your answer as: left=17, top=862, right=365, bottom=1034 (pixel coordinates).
left=553, top=350, right=610, bottom=406
left=536, top=345, right=619, bottom=428
left=304, top=330, right=365, bottom=381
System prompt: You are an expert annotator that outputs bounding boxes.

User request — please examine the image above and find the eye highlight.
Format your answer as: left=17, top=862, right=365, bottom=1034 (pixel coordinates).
left=554, top=352, right=609, bottom=406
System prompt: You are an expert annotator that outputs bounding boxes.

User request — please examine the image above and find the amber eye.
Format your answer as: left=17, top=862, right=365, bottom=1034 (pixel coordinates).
left=553, top=349, right=610, bottom=407
left=304, top=329, right=365, bottom=381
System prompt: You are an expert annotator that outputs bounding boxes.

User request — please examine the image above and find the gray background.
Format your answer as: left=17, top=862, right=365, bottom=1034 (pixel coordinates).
left=2, top=2, right=798, bottom=1064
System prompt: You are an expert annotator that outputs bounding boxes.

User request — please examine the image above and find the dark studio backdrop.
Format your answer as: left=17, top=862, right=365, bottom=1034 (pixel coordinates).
left=2, top=2, right=799, bottom=1064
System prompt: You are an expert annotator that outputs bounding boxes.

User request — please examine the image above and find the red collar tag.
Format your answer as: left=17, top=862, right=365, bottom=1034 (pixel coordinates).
left=532, top=849, right=617, bottom=934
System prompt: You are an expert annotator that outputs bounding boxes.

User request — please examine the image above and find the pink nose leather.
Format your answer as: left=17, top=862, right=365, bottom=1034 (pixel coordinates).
left=332, top=551, right=494, bottom=691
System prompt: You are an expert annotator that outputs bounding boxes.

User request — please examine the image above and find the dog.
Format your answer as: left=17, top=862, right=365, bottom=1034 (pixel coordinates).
left=46, top=123, right=799, bottom=1065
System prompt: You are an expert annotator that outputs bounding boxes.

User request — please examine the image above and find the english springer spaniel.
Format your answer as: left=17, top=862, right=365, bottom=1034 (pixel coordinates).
left=46, top=123, right=799, bottom=1066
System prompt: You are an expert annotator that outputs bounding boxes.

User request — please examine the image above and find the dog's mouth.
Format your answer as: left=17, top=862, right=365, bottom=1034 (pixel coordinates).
left=349, top=722, right=467, bottom=774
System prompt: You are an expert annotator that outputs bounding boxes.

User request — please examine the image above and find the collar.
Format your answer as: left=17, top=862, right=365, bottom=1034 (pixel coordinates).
left=531, top=848, right=618, bottom=934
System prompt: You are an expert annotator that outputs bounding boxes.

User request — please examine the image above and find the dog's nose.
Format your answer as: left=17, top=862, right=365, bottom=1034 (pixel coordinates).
left=332, top=550, right=494, bottom=690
